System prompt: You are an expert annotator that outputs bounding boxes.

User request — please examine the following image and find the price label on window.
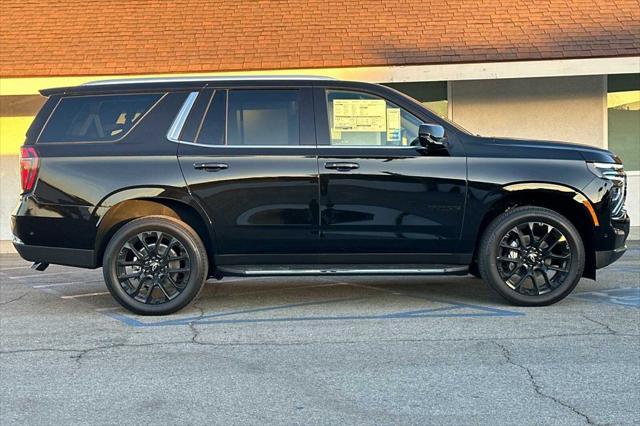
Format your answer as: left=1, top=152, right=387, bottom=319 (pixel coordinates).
left=332, top=99, right=387, bottom=132
left=386, top=108, right=401, bottom=142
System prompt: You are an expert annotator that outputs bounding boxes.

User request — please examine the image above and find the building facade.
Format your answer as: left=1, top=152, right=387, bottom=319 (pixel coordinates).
left=1, top=0, right=639, bottom=250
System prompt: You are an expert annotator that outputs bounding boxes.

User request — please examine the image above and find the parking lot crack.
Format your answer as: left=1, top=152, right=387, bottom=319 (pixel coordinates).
left=188, top=303, right=205, bottom=344
left=0, top=292, right=28, bottom=306
left=580, top=314, right=617, bottom=335
left=493, top=341, right=598, bottom=425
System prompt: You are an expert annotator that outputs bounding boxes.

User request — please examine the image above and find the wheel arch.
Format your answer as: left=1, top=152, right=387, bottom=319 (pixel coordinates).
left=95, top=195, right=215, bottom=271
left=473, top=183, right=598, bottom=279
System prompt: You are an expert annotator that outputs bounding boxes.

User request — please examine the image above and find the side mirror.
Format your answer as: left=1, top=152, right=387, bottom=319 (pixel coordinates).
left=418, top=123, right=446, bottom=148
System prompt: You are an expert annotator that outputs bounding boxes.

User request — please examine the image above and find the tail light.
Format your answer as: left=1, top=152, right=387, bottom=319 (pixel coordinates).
left=19, top=146, right=39, bottom=193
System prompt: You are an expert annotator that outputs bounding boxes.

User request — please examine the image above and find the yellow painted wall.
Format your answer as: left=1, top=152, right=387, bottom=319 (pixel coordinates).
left=0, top=116, right=34, bottom=155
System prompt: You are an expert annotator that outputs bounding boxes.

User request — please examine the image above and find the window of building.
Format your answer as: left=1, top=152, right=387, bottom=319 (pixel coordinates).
left=326, top=90, right=422, bottom=146
left=226, top=90, right=300, bottom=146
left=608, top=74, right=639, bottom=171
left=383, top=81, right=448, bottom=118
left=39, top=93, right=162, bottom=143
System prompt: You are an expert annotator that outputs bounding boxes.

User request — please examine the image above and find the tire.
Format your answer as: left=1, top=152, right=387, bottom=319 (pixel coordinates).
left=103, top=216, right=208, bottom=315
left=478, top=206, right=585, bottom=306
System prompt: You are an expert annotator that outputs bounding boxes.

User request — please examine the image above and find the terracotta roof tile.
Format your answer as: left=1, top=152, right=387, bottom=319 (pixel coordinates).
left=1, top=0, right=639, bottom=78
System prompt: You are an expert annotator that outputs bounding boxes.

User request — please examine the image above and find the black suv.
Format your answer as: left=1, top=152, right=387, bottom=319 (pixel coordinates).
left=12, top=77, right=630, bottom=315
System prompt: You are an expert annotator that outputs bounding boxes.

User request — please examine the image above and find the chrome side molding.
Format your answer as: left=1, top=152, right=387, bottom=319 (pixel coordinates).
left=218, top=266, right=469, bottom=276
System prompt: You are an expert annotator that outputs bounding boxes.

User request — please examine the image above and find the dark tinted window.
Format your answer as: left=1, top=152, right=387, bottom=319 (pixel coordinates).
left=196, top=90, right=227, bottom=145
left=227, top=90, right=300, bottom=146
left=179, top=90, right=213, bottom=143
left=39, top=93, right=162, bottom=143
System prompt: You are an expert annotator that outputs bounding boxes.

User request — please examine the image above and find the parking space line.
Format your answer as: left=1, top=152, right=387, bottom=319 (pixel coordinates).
left=60, top=291, right=110, bottom=299
left=0, top=266, right=31, bottom=272
left=3, top=270, right=93, bottom=280
left=32, top=280, right=103, bottom=289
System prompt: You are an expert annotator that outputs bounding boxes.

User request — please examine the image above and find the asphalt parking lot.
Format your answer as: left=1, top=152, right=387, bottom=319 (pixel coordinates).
left=1, top=243, right=639, bottom=425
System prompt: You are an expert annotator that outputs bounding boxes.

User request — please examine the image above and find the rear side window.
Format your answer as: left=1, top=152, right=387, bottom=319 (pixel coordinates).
left=196, top=90, right=227, bottom=145
left=38, top=93, right=162, bottom=143
left=227, top=90, right=300, bottom=146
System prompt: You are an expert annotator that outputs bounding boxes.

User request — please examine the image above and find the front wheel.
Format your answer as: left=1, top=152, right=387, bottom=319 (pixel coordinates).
left=478, top=206, right=585, bottom=306
left=103, top=216, right=208, bottom=315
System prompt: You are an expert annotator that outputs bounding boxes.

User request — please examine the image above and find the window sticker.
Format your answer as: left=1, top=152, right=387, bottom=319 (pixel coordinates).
left=386, top=108, right=401, bottom=142
left=332, top=99, right=386, bottom=132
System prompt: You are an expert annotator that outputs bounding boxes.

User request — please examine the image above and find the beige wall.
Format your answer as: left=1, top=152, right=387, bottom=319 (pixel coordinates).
left=449, top=75, right=639, bottom=226
left=449, top=75, right=606, bottom=148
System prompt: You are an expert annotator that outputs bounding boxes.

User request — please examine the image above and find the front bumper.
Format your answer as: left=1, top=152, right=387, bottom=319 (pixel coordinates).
left=595, top=216, right=630, bottom=269
left=13, top=239, right=97, bottom=269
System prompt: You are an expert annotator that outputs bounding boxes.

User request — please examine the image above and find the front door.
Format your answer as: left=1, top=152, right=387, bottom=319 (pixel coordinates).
left=177, top=87, right=319, bottom=265
left=314, top=88, right=467, bottom=265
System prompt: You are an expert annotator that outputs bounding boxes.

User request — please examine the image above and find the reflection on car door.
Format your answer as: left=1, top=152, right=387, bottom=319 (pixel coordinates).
left=177, top=87, right=319, bottom=265
left=314, top=88, right=467, bottom=265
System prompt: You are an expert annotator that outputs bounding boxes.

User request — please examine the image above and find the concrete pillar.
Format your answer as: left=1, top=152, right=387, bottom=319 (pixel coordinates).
left=449, top=75, right=607, bottom=148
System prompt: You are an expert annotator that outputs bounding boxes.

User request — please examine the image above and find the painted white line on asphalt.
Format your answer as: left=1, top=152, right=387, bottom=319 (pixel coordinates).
left=61, top=292, right=110, bottom=299
left=0, top=266, right=31, bottom=272
left=4, top=270, right=93, bottom=280
left=33, top=280, right=103, bottom=289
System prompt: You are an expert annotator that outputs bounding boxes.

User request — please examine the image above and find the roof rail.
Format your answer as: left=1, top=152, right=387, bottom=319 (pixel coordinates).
left=83, top=75, right=337, bottom=86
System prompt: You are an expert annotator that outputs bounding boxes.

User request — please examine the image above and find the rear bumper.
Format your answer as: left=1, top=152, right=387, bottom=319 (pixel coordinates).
left=13, top=240, right=97, bottom=269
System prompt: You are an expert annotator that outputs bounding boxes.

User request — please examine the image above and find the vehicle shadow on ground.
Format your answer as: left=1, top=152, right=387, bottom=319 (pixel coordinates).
left=98, top=276, right=527, bottom=327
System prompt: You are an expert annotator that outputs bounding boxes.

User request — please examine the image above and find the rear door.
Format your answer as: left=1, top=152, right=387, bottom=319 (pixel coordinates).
left=176, top=86, right=319, bottom=266
left=314, top=87, right=467, bottom=265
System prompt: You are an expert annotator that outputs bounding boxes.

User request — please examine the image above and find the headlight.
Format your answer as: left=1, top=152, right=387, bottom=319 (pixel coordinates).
left=587, top=162, right=627, bottom=220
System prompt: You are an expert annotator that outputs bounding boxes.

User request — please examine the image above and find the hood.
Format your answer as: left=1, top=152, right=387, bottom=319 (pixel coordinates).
left=468, top=136, right=621, bottom=164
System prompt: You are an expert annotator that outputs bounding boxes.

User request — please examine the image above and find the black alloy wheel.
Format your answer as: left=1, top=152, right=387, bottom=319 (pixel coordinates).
left=115, top=231, right=191, bottom=304
left=496, top=222, right=572, bottom=296
left=103, top=216, right=208, bottom=315
left=478, top=206, right=585, bottom=306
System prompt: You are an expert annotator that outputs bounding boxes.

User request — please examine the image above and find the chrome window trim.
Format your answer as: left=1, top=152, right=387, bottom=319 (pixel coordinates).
left=166, top=91, right=199, bottom=143
left=167, top=90, right=420, bottom=150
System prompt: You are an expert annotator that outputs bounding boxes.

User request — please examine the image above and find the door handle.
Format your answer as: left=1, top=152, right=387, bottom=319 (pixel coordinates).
left=324, top=162, right=360, bottom=171
left=193, top=162, right=229, bottom=171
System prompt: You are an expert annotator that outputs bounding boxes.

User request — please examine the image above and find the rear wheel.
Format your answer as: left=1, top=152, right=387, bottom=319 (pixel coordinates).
left=478, top=206, right=585, bottom=306
left=103, top=216, right=208, bottom=315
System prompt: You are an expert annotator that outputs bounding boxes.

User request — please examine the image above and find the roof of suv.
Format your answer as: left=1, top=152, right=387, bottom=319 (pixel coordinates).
left=40, top=75, right=343, bottom=96
left=83, top=75, right=336, bottom=86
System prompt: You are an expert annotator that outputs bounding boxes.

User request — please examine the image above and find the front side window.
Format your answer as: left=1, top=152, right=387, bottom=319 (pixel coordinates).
left=326, top=90, right=422, bottom=146
left=39, top=93, right=161, bottom=143
left=227, top=90, right=300, bottom=146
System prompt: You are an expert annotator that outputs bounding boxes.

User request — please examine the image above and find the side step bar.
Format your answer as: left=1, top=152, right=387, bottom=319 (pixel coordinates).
left=217, top=265, right=469, bottom=277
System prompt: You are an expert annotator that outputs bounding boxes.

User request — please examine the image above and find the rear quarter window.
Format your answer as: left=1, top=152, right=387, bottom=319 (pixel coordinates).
left=38, top=93, right=162, bottom=143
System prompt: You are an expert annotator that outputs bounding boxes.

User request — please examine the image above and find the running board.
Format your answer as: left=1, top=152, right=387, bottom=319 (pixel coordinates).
left=217, top=265, right=469, bottom=277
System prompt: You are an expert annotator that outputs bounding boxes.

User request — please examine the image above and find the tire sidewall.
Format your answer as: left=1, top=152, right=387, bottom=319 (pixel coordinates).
left=103, top=217, right=207, bottom=315
left=480, top=208, right=585, bottom=306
